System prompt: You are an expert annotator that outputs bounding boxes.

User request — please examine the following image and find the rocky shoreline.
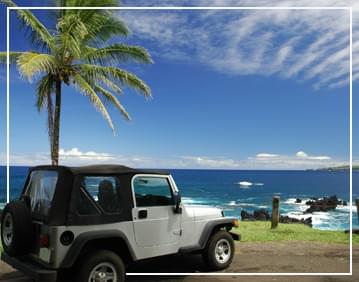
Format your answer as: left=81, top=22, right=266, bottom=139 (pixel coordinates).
left=303, top=195, right=346, bottom=213
left=241, top=209, right=313, bottom=227
left=240, top=195, right=347, bottom=228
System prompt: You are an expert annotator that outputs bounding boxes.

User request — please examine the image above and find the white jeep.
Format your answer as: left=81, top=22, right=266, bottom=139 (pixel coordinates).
left=1, top=165, right=240, bottom=282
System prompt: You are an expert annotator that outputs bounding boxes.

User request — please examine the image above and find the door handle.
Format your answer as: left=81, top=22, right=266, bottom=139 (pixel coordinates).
left=138, top=209, right=147, bottom=219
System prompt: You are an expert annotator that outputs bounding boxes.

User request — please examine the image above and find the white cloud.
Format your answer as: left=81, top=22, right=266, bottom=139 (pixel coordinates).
left=120, top=0, right=359, bottom=88
left=296, top=151, right=308, bottom=158
left=256, top=153, right=279, bottom=158
left=296, top=150, right=331, bottom=160
left=252, top=151, right=338, bottom=169
left=0, top=149, right=344, bottom=170
left=181, top=156, right=241, bottom=168
left=59, top=148, right=113, bottom=161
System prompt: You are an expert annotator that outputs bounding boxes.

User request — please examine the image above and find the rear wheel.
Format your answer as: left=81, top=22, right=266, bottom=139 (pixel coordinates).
left=76, top=250, right=125, bottom=282
left=1, top=200, right=34, bottom=256
left=202, top=230, right=235, bottom=270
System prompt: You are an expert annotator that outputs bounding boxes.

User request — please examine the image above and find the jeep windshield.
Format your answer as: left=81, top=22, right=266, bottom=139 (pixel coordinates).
left=25, top=170, right=58, bottom=217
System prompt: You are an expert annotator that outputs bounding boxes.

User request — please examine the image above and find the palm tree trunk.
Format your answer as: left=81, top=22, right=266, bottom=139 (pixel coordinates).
left=52, top=77, right=62, bottom=165
left=47, top=91, right=54, bottom=164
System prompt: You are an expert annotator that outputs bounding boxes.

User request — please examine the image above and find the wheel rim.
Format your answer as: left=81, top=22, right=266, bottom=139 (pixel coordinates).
left=2, top=213, right=13, bottom=247
left=214, top=238, right=231, bottom=264
left=88, top=262, right=117, bottom=282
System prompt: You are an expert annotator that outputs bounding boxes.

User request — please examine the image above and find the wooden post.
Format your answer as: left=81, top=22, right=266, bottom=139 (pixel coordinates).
left=271, top=196, right=280, bottom=229
left=356, top=198, right=359, bottom=222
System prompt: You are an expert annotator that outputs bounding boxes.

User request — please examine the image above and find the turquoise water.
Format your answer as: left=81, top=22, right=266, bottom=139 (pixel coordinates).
left=1, top=166, right=358, bottom=230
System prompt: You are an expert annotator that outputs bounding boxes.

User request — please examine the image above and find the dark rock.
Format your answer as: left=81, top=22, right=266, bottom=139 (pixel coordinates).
left=241, top=210, right=253, bottom=220
left=280, top=215, right=312, bottom=227
left=295, top=198, right=302, bottom=203
left=241, top=209, right=270, bottom=221
left=302, top=217, right=312, bottom=227
left=253, top=209, right=270, bottom=220
left=304, top=195, right=343, bottom=213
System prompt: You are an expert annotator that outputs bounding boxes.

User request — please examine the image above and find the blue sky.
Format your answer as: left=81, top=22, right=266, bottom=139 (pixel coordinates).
left=0, top=0, right=358, bottom=169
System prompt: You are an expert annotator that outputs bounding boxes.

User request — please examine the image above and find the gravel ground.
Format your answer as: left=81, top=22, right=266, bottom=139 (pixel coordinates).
left=0, top=241, right=358, bottom=282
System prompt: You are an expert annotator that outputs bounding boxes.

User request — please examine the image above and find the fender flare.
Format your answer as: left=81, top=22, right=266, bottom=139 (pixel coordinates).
left=179, top=217, right=238, bottom=253
left=60, top=230, right=137, bottom=268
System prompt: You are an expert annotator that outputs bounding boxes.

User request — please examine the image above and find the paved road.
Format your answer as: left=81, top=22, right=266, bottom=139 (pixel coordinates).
left=1, top=242, right=358, bottom=282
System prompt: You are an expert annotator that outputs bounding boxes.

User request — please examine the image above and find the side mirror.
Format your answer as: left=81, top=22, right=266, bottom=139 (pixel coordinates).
left=173, top=191, right=182, bottom=214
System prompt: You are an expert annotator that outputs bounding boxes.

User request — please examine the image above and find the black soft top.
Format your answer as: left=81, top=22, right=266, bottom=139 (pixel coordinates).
left=30, top=164, right=170, bottom=175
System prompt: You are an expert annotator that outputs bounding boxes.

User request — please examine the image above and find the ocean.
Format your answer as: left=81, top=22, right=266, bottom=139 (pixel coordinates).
left=1, top=166, right=358, bottom=231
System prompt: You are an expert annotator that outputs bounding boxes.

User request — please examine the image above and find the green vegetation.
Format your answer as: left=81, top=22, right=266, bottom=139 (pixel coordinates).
left=0, top=0, right=152, bottom=165
left=312, top=165, right=359, bottom=171
left=233, top=221, right=359, bottom=244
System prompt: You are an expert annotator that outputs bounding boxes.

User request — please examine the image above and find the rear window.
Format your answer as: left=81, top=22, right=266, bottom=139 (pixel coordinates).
left=25, top=170, right=58, bottom=217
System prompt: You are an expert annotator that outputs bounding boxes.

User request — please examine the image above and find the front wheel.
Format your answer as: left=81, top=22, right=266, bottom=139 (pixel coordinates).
left=76, top=250, right=125, bottom=282
left=202, top=230, right=235, bottom=270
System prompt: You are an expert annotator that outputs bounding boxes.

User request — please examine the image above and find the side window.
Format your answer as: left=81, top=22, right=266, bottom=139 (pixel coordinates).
left=76, top=188, right=99, bottom=215
left=78, top=176, right=120, bottom=214
left=133, top=176, right=174, bottom=207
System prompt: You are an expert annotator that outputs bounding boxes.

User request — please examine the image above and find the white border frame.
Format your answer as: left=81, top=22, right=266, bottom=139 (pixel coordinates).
left=6, top=5, right=353, bottom=277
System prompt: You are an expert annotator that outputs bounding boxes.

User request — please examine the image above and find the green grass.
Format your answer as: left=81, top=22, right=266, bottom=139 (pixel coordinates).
left=233, top=221, right=359, bottom=244
left=0, top=223, right=357, bottom=253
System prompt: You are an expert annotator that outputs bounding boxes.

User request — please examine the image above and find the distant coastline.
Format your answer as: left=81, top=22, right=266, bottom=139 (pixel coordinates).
left=308, top=165, right=359, bottom=172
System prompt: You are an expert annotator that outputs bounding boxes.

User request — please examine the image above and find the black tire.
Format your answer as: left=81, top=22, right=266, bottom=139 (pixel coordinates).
left=1, top=200, right=34, bottom=256
left=202, top=230, right=235, bottom=271
left=76, top=250, right=125, bottom=282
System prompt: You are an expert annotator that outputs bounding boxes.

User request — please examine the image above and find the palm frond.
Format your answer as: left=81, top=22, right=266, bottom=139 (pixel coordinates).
left=94, top=84, right=130, bottom=120
left=0, top=52, right=24, bottom=65
left=84, top=44, right=153, bottom=65
left=72, top=73, right=115, bottom=132
left=1, top=0, right=55, bottom=50
left=56, top=14, right=89, bottom=61
left=54, top=1, right=126, bottom=44
left=87, top=17, right=128, bottom=42
left=17, top=52, right=58, bottom=81
left=100, top=76, right=124, bottom=96
left=76, top=64, right=151, bottom=98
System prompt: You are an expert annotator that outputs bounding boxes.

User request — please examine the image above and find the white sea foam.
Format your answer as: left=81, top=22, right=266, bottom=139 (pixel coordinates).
left=336, top=205, right=357, bottom=212
left=228, top=201, right=236, bottom=206
left=182, top=197, right=207, bottom=205
left=239, top=203, right=257, bottom=207
left=238, top=181, right=253, bottom=187
left=284, top=198, right=311, bottom=205
left=244, top=197, right=256, bottom=201
left=236, top=181, right=264, bottom=187
left=283, top=211, right=312, bottom=221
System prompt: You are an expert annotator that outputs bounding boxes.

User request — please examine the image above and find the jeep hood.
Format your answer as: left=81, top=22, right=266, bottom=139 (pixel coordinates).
left=183, top=205, right=223, bottom=221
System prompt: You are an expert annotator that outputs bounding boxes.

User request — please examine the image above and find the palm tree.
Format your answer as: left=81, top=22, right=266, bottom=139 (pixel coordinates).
left=0, top=0, right=152, bottom=165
